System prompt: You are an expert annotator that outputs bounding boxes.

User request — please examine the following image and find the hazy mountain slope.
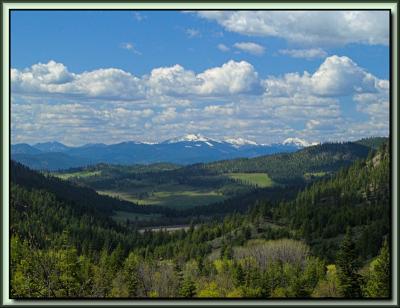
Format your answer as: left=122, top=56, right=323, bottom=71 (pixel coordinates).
left=11, top=152, right=92, bottom=171
left=11, top=143, right=42, bottom=155
left=33, top=141, right=71, bottom=152
left=11, top=134, right=303, bottom=170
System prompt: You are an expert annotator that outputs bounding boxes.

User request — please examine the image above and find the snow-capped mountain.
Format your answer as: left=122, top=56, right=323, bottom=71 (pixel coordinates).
left=283, top=137, right=318, bottom=148
left=165, top=134, right=220, bottom=144
left=224, top=137, right=258, bottom=147
left=11, top=134, right=313, bottom=170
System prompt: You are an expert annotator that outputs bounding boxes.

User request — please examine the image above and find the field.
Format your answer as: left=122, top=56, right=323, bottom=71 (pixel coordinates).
left=138, top=225, right=192, bottom=233
left=98, top=184, right=226, bottom=209
left=303, top=171, right=328, bottom=180
left=53, top=170, right=101, bottom=180
left=51, top=166, right=275, bottom=210
left=227, top=172, right=274, bottom=188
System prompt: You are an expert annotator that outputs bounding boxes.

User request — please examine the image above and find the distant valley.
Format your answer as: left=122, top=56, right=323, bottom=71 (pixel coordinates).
left=47, top=137, right=385, bottom=212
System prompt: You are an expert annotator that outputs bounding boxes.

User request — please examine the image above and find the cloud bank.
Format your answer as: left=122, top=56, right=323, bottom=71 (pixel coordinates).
left=196, top=11, right=389, bottom=46
left=11, top=56, right=389, bottom=145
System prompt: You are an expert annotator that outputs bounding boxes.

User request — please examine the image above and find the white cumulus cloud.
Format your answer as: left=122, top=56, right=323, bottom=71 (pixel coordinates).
left=11, top=55, right=389, bottom=145
left=11, top=61, right=74, bottom=93
left=264, top=55, right=381, bottom=97
left=197, top=60, right=262, bottom=95
left=147, top=64, right=199, bottom=96
left=11, top=59, right=262, bottom=100
left=196, top=11, right=389, bottom=46
left=311, top=55, right=377, bottom=96
left=11, top=61, right=146, bottom=100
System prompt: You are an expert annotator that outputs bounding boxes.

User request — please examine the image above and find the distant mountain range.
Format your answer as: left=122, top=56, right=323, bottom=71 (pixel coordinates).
left=11, top=134, right=318, bottom=171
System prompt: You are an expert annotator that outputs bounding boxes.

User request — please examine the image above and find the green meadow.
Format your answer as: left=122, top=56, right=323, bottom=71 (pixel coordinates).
left=227, top=172, right=274, bottom=188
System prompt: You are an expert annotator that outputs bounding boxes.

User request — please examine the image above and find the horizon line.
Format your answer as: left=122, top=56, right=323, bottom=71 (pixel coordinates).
left=10, top=134, right=389, bottom=148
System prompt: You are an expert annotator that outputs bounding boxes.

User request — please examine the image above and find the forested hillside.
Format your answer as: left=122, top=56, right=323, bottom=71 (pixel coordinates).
left=9, top=141, right=390, bottom=298
left=249, top=142, right=390, bottom=261
left=11, top=161, right=175, bottom=217
left=201, top=141, right=373, bottom=184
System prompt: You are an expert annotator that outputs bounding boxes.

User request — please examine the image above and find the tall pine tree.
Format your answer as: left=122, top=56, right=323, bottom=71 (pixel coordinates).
left=336, top=229, right=362, bottom=297
left=363, top=239, right=390, bottom=298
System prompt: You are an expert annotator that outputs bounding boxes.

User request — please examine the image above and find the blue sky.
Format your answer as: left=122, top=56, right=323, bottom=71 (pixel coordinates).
left=11, top=10, right=390, bottom=145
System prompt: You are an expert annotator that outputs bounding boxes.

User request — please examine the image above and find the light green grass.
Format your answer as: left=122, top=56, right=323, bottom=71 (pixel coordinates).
left=138, top=225, right=191, bottom=233
left=98, top=190, right=159, bottom=205
left=112, top=210, right=162, bottom=223
left=226, top=172, right=273, bottom=188
left=53, top=170, right=101, bottom=180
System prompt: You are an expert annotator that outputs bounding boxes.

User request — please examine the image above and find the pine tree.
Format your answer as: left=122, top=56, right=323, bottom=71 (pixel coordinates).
left=123, top=252, right=141, bottom=296
left=363, top=239, right=390, bottom=298
left=179, top=277, right=196, bottom=297
left=233, top=262, right=245, bottom=287
left=336, top=229, right=362, bottom=297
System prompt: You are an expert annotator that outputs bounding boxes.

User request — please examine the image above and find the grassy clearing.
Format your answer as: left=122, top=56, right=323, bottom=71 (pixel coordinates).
left=303, top=172, right=327, bottom=180
left=98, top=190, right=156, bottom=205
left=138, top=225, right=191, bottom=233
left=98, top=184, right=226, bottom=209
left=112, top=210, right=162, bottom=223
left=53, top=170, right=101, bottom=180
left=226, top=173, right=274, bottom=188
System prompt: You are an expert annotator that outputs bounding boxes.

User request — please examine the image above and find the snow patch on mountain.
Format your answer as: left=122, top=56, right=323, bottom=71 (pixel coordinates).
left=136, top=141, right=157, bottom=145
left=224, top=137, right=258, bottom=147
left=166, top=133, right=219, bottom=144
left=283, top=137, right=318, bottom=147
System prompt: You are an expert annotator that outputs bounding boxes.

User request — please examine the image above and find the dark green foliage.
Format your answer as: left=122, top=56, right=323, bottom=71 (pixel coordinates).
left=203, top=142, right=372, bottom=184
left=270, top=141, right=390, bottom=261
left=179, top=278, right=196, bottom=297
left=355, top=137, right=388, bottom=150
left=182, top=184, right=302, bottom=217
left=336, top=229, right=362, bottom=297
left=363, top=239, right=390, bottom=298
left=122, top=253, right=141, bottom=296
left=11, top=161, right=175, bottom=217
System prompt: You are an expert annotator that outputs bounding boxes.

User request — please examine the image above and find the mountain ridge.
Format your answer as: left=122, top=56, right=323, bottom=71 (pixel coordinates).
left=11, top=134, right=307, bottom=170
left=11, top=135, right=387, bottom=171
left=14, top=133, right=316, bottom=149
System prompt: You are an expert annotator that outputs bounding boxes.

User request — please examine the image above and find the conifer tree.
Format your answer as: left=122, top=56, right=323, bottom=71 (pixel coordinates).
left=123, top=252, right=141, bottom=296
left=179, top=277, right=196, bottom=297
left=363, top=239, right=390, bottom=298
left=336, top=229, right=362, bottom=297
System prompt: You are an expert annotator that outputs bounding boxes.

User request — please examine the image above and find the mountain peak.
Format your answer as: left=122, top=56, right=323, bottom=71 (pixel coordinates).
left=166, top=133, right=218, bottom=144
left=283, top=138, right=311, bottom=147
left=224, top=137, right=258, bottom=147
left=34, top=141, right=65, bottom=146
left=33, top=141, right=69, bottom=152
